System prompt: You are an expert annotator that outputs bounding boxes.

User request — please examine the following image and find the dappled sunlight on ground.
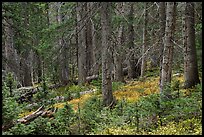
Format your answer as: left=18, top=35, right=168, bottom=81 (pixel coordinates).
left=69, top=93, right=92, bottom=111
left=114, top=76, right=160, bottom=103
left=19, top=74, right=186, bottom=117
left=52, top=93, right=93, bottom=112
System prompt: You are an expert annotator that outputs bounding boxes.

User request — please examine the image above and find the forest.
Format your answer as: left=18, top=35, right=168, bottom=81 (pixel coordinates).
left=2, top=2, right=202, bottom=135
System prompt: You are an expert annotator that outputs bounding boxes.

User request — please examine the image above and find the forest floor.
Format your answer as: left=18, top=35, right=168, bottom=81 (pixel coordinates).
left=14, top=72, right=202, bottom=135
left=50, top=73, right=183, bottom=112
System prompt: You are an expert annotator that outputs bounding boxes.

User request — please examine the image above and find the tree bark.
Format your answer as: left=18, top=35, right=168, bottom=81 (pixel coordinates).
left=114, top=2, right=125, bottom=82
left=56, top=2, right=69, bottom=85
left=101, top=2, right=114, bottom=107
left=85, top=3, right=95, bottom=77
left=160, top=2, right=176, bottom=98
left=3, top=13, right=21, bottom=85
left=159, top=2, right=166, bottom=87
left=127, top=2, right=136, bottom=79
left=141, top=2, right=148, bottom=78
left=21, top=2, right=32, bottom=87
left=183, top=2, right=200, bottom=88
left=77, top=2, right=87, bottom=85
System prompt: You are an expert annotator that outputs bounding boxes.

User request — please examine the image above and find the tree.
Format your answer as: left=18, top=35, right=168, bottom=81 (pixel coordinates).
left=85, top=3, right=95, bottom=77
left=57, top=2, right=70, bottom=85
left=113, top=2, right=125, bottom=82
left=140, top=2, right=148, bottom=77
left=19, top=2, right=33, bottom=87
left=183, top=2, right=200, bottom=88
left=158, top=2, right=166, bottom=88
left=101, top=2, right=115, bottom=107
left=2, top=4, right=20, bottom=82
left=160, top=2, right=176, bottom=98
left=77, top=2, right=87, bottom=85
left=127, top=2, right=136, bottom=79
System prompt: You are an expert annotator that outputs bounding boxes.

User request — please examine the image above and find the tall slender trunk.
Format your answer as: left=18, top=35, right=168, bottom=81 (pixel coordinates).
left=91, top=19, right=100, bottom=76
left=36, top=51, right=42, bottom=83
left=159, top=2, right=166, bottom=87
left=114, top=2, right=125, bottom=82
left=77, top=2, right=87, bottom=85
left=183, top=2, right=200, bottom=88
left=127, top=2, right=136, bottom=79
left=141, top=2, right=148, bottom=77
left=114, top=25, right=124, bottom=82
left=101, top=2, right=114, bottom=107
left=85, top=3, right=95, bottom=76
left=3, top=15, right=21, bottom=85
left=160, top=2, right=176, bottom=99
left=56, top=2, right=69, bottom=85
left=21, top=2, right=32, bottom=87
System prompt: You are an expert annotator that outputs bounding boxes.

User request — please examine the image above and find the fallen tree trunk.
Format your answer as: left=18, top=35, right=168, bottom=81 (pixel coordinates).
left=17, top=105, right=45, bottom=124
left=2, top=105, right=57, bottom=132
left=86, top=75, right=99, bottom=83
left=79, top=89, right=97, bottom=95
left=2, top=106, right=44, bottom=131
left=2, top=85, right=98, bottom=132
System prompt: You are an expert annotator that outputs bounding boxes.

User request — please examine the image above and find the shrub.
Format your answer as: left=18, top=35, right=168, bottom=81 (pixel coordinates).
left=2, top=82, right=21, bottom=127
left=4, top=123, right=35, bottom=135
left=149, top=118, right=202, bottom=135
left=90, top=79, right=102, bottom=90
left=4, top=72, right=17, bottom=97
left=67, top=84, right=90, bottom=99
left=50, top=103, right=76, bottom=135
left=112, top=81, right=125, bottom=92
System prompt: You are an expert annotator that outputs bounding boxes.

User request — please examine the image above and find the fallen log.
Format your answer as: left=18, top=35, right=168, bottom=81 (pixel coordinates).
left=2, top=85, right=98, bottom=132
left=79, top=89, right=97, bottom=95
left=86, top=75, right=99, bottom=83
left=2, top=106, right=44, bottom=131
left=17, top=105, right=57, bottom=124
left=17, top=105, right=44, bottom=124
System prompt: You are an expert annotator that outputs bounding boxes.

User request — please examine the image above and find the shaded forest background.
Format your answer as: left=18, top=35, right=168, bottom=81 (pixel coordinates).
left=2, top=2, right=202, bottom=135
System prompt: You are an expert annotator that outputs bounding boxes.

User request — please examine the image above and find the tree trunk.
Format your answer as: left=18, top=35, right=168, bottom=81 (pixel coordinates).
left=22, top=59, right=32, bottom=87
left=159, top=2, right=166, bottom=87
left=114, top=2, right=125, bottom=82
left=3, top=16, right=21, bottom=84
left=160, top=2, right=176, bottom=99
left=127, top=2, right=136, bottom=79
left=114, top=25, right=124, bottom=82
left=36, top=51, right=42, bottom=83
left=85, top=3, right=95, bottom=76
left=77, top=2, right=87, bottom=85
left=21, top=2, right=33, bottom=87
left=61, top=41, right=69, bottom=85
left=54, top=2, right=70, bottom=85
left=3, top=4, right=26, bottom=87
left=92, top=15, right=101, bottom=76
left=183, top=2, right=200, bottom=88
left=101, top=2, right=114, bottom=107
left=141, top=2, right=148, bottom=78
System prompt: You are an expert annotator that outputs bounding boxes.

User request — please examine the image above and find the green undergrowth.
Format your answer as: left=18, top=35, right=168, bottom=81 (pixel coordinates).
left=2, top=73, right=202, bottom=135
left=89, top=83, right=202, bottom=135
